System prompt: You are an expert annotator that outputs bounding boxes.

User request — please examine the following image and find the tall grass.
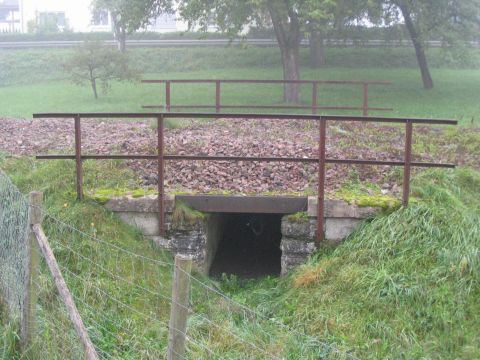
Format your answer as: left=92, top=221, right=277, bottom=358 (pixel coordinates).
left=229, top=168, right=480, bottom=359
left=1, top=154, right=479, bottom=358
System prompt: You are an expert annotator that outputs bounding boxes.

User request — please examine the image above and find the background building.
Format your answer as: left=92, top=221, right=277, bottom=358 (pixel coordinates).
left=0, top=0, right=185, bottom=33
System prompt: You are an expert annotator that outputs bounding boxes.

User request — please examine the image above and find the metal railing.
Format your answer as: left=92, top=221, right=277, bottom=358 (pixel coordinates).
left=142, top=79, right=393, bottom=116
left=33, top=112, right=457, bottom=245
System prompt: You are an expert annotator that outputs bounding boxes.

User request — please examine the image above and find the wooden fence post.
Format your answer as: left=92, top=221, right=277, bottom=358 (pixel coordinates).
left=21, top=191, right=42, bottom=351
left=167, top=254, right=193, bottom=360
left=32, top=224, right=99, bottom=360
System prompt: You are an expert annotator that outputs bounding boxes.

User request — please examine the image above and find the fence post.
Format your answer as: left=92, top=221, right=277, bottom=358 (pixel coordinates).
left=402, top=120, right=413, bottom=207
left=215, top=81, right=221, bottom=113
left=312, top=82, right=318, bottom=114
left=166, top=81, right=171, bottom=112
left=74, top=115, right=83, bottom=200
left=21, top=191, right=42, bottom=351
left=168, top=254, right=193, bottom=360
left=362, top=83, right=369, bottom=116
left=316, top=117, right=326, bottom=247
left=157, top=115, right=165, bottom=236
left=32, top=224, right=99, bottom=360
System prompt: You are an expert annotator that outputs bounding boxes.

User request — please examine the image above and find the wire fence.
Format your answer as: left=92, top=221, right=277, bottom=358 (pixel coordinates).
left=0, top=169, right=29, bottom=325
left=1, top=170, right=360, bottom=359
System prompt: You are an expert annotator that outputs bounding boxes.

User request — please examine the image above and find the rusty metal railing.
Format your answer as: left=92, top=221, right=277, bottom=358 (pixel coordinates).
left=33, top=112, right=457, bottom=246
left=141, top=79, right=392, bottom=116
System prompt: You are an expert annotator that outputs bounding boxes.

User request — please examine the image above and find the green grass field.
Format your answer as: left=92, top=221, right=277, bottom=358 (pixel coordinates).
left=0, top=47, right=479, bottom=124
left=1, top=68, right=480, bottom=124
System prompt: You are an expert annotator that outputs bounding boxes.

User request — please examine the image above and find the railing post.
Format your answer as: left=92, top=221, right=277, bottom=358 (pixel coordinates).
left=362, top=82, right=369, bottom=116
left=312, top=82, right=318, bottom=114
left=317, top=117, right=326, bottom=246
left=157, top=115, right=165, bottom=236
left=215, top=80, right=221, bottom=113
left=166, top=81, right=171, bottom=112
left=403, top=120, right=413, bottom=207
left=21, top=191, right=43, bottom=352
left=74, top=115, right=83, bottom=200
left=168, top=254, right=193, bottom=360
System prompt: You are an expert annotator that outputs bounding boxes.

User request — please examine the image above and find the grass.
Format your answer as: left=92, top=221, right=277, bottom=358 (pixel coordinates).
left=0, top=47, right=479, bottom=124
left=223, top=167, right=480, bottom=359
left=1, top=155, right=479, bottom=359
left=0, top=158, right=332, bottom=359
left=0, top=68, right=479, bottom=124
left=1, top=44, right=479, bottom=358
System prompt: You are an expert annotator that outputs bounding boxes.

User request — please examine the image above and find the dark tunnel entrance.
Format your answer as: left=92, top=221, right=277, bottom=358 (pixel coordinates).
left=209, top=213, right=283, bottom=278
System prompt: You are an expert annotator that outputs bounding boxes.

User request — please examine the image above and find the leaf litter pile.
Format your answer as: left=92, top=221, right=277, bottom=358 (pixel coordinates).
left=1, top=117, right=478, bottom=196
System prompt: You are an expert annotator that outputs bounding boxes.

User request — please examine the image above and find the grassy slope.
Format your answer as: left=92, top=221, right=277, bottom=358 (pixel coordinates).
left=0, top=47, right=479, bottom=124
left=227, top=168, right=480, bottom=359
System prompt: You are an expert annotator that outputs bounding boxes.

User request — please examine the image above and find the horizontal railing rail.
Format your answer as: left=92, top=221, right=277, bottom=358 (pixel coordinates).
left=33, top=112, right=457, bottom=246
left=141, top=79, right=393, bottom=116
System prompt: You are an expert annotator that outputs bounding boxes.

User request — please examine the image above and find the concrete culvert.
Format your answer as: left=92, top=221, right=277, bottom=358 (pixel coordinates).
left=209, top=213, right=283, bottom=278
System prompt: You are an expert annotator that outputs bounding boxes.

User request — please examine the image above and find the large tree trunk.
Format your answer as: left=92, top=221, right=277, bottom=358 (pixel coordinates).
left=115, top=27, right=126, bottom=52
left=310, top=30, right=326, bottom=68
left=111, top=13, right=126, bottom=53
left=399, top=4, right=433, bottom=89
left=280, top=44, right=301, bottom=103
left=90, top=78, right=98, bottom=99
left=267, top=1, right=302, bottom=103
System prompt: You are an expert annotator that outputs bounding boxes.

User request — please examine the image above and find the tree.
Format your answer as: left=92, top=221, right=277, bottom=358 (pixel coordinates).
left=179, top=0, right=344, bottom=103
left=382, top=0, right=480, bottom=89
left=306, top=0, right=379, bottom=68
left=91, top=0, right=173, bottom=52
left=27, top=13, right=71, bottom=34
left=63, top=41, right=138, bottom=99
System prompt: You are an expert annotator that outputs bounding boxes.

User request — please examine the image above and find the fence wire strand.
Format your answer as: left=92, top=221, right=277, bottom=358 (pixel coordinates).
left=1, top=170, right=359, bottom=359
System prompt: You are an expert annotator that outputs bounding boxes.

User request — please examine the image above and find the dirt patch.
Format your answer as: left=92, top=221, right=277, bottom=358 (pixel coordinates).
left=0, top=117, right=478, bottom=195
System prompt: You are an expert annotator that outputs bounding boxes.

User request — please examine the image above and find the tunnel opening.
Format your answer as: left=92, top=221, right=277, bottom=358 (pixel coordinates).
left=209, top=213, right=283, bottom=278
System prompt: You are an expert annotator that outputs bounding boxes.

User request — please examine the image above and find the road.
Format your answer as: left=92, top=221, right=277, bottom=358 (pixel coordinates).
left=0, top=38, right=478, bottom=49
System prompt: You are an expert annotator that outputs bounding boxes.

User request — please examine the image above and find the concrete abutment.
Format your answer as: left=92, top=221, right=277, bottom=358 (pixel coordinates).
left=106, top=195, right=381, bottom=276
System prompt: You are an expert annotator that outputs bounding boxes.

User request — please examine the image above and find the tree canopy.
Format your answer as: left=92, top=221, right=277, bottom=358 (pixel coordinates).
left=179, top=0, right=361, bottom=102
left=63, top=41, right=138, bottom=98
left=380, top=0, right=480, bottom=89
left=91, top=0, right=173, bottom=51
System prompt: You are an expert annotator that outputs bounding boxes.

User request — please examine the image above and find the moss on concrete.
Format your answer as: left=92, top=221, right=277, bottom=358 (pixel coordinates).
left=90, top=188, right=157, bottom=204
left=171, top=200, right=208, bottom=229
left=336, top=189, right=402, bottom=211
left=286, top=211, right=310, bottom=223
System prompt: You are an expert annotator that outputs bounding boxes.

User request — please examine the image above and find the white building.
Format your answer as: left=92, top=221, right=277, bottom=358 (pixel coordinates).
left=0, top=0, right=187, bottom=34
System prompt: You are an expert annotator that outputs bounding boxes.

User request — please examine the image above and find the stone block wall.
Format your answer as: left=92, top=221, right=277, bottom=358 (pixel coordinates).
left=105, top=195, right=224, bottom=273
left=280, top=198, right=381, bottom=274
left=106, top=195, right=381, bottom=275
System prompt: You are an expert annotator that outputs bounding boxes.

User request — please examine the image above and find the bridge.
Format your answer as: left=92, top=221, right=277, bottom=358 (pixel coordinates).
left=33, top=110, right=456, bottom=275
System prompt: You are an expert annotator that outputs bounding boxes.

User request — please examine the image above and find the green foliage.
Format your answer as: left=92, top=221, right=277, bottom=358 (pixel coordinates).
left=1, top=154, right=479, bottom=358
left=1, top=46, right=479, bottom=87
left=383, top=0, right=480, bottom=45
left=63, top=41, right=138, bottom=99
left=0, top=301, right=19, bottom=359
left=92, top=0, right=173, bottom=50
left=26, top=12, right=72, bottom=35
left=380, top=0, right=480, bottom=88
